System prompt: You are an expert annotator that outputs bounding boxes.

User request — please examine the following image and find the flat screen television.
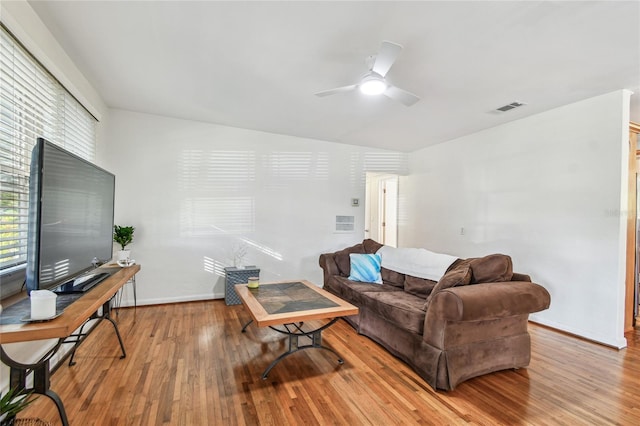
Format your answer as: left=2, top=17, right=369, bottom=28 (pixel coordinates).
left=26, top=138, right=116, bottom=293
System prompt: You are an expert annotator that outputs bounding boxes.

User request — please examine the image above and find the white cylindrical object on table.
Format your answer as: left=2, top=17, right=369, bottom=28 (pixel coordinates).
left=30, top=289, right=57, bottom=319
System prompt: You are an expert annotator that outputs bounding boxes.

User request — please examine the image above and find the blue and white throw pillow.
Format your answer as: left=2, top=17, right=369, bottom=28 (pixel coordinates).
left=348, top=253, right=383, bottom=284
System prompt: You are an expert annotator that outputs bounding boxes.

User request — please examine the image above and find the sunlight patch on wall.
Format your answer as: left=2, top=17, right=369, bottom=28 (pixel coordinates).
left=203, top=256, right=226, bottom=276
left=180, top=197, right=254, bottom=237
left=350, top=152, right=409, bottom=187
left=363, top=152, right=409, bottom=173
left=239, top=237, right=283, bottom=261
left=179, top=150, right=256, bottom=191
left=263, top=151, right=329, bottom=189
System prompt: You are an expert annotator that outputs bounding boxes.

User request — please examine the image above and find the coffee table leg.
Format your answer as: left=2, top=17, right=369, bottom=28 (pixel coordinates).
left=311, top=330, right=344, bottom=364
left=241, top=319, right=253, bottom=332
left=261, top=318, right=343, bottom=379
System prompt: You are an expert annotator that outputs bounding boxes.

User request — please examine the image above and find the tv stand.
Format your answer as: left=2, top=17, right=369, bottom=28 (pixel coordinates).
left=0, top=264, right=140, bottom=426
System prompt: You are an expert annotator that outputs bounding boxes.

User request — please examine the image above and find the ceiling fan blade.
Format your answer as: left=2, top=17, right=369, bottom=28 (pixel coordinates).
left=372, top=41, right=402, bottom=77
left=384, top=85, right=420, bottom=106
left=314, top=84, right=358, bottom=97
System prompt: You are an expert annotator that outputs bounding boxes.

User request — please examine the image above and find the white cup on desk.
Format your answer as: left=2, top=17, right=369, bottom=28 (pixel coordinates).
left=30, top=290, right=57, bottom=319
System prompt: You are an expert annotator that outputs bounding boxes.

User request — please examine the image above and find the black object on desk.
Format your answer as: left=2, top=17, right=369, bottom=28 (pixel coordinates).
left=54, top=272, right=112, bottom=294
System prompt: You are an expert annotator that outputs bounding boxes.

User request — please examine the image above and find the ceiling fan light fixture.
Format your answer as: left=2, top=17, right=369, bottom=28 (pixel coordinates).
left=359, top=76, right=387, bottom=96
left=316, top=41, right=419, bottom=105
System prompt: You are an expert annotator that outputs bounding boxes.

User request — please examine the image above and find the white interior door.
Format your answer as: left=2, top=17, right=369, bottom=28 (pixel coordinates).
left=365, top=173, right=398, bottom=247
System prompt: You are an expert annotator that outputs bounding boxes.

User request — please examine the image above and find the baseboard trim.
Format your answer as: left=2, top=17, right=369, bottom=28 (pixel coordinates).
left=529, top=315, right=627, bottom=349
left=116, top=293, right=225, bottom=308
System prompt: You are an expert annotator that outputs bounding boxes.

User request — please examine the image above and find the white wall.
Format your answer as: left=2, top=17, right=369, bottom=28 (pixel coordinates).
left=400, top=90, right=632, bottom=348
left=102, top=109, right=408, bottom=305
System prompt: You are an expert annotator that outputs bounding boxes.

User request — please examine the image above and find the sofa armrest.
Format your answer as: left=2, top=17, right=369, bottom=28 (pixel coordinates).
left=427, top=281, right=550, bottom=322
left=511, top=272, right=531, bottom=282
left=319, top=253, right=340, bottom=286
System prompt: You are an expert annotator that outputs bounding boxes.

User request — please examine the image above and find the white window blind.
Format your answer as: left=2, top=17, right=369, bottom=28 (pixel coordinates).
left=0, top=25, right=97, bottom=272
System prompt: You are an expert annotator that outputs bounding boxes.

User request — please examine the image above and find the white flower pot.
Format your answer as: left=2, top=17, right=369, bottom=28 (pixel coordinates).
left=118, top=250, right=131, bottom=261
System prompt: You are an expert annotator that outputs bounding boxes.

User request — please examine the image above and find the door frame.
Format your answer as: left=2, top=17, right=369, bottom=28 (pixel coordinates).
left=626, top=121, right=640, bottom=332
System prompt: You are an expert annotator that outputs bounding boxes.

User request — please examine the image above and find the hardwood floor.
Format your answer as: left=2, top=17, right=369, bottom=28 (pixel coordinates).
left=17, top=300, right=640, bottom=425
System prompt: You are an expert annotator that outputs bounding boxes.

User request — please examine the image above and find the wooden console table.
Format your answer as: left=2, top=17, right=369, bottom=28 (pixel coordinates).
left=0, top=264, right=140, bottom=426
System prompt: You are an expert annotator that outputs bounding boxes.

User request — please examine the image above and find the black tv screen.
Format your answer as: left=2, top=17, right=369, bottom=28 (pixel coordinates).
left=26, top=138, right=115, bottom=293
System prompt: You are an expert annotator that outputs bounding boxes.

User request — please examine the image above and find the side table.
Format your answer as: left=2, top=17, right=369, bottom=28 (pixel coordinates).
left=224, top=266, right=260, bottom=305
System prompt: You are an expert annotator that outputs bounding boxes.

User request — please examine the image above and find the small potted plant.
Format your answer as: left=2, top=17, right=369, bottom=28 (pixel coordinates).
left=113, top=225, right=135, bottom=262
left=0, top=387, right=37, bottom=426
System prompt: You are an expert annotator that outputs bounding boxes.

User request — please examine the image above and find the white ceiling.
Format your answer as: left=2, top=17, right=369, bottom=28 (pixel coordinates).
left=28, top=1, right=640, bottom=152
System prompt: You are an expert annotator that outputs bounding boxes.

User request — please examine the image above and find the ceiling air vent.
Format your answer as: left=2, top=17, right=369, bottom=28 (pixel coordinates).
left=496, top=101, right=526, bottom=112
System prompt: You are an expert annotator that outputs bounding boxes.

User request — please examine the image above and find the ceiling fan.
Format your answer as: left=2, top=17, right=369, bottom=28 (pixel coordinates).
left=315, top=41, right=420, bottom=107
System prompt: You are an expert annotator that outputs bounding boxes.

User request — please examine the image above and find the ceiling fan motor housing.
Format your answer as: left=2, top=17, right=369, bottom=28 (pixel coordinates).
left=359, top=71, right=387, bottom=95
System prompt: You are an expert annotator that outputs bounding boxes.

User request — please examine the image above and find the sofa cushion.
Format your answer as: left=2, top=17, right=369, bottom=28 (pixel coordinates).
left=446, top=254, right=513, bottom=284
left=361, top=291, right=427, bottom=335
left=469, top=254, right=513, bottom=283
left=363, top=238, right=384, bottom=254
left=404, top=275, right=437, bottom=298
left=348, top=253, right=383, bottom=284
left=334, top=243, right=365, bottom=276
left=328, top=276, right=402, bottom=306
left=381, top=267, right=405, bottom=288
left=424, top=265, right=472, bottom=309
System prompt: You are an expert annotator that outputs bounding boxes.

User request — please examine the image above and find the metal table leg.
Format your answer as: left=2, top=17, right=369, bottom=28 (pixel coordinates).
left=65, top=298, right=126, bottom=366
left=131, top=274, right=137, bottom=311
left=1, top=342, right=69, bottom=426
left=242, top=317, right=343, bottom=379
left=241, top=319, right=253, bottom=332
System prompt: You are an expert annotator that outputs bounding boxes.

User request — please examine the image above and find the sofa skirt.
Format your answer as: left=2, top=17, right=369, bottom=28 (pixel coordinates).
left=352, top=306, right=532, bottom=390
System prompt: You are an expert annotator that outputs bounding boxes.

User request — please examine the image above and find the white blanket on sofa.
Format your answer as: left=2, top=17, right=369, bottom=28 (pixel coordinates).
left=376, top=246, right=457, bottom=282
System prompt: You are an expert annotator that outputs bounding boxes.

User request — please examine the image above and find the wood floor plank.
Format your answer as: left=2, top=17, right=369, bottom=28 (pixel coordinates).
left=15, top=300, right=640, bottom=425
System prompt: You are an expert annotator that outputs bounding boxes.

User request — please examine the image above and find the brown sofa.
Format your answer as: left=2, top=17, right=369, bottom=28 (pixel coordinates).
left=318, top=239, right=551, bottom=390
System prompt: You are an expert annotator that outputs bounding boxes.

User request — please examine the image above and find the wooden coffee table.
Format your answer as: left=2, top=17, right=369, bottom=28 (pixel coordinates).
left=235, top=280, right=358, bottom=379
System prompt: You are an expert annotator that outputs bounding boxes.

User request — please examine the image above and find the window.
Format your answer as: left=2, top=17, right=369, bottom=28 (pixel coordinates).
left=0, top=24, right=97, bottom=273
